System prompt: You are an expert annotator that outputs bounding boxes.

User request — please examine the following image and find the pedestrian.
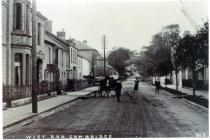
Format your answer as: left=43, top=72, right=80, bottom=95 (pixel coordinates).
left=98, top=80, right=104, bottom=97
left=155, top=79, right=161, bottom=95
left=115, top=77, right=122, bottom=102
left=105, top=76, right=110, bottom=97
left=134, top=77, right=139, bottom=94
left=109, top=77, right=115, bottom=91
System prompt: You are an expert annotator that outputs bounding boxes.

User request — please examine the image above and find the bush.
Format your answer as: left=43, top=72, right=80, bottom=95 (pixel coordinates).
left=182, top=79, right=208, bottom=90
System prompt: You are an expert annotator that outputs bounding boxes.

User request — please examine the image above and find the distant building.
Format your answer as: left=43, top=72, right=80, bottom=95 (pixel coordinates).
left=96, top=56, right=118, bottom=77
left=75, top=40, right=99, bottom=78
left=77, top=54, right=83, bottom=79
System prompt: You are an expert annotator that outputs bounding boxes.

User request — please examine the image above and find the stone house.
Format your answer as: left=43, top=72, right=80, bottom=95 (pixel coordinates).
left=66, top=38, right=78, bottom=80
left=44, top=30, right=69, bottom=90
left=75, top=40, right=99, bottom=78
left=77, top=54, right=83, bottom=79
left=2, top=0, right=70, bottom=100
left=2, top=0, right=32, bottom=87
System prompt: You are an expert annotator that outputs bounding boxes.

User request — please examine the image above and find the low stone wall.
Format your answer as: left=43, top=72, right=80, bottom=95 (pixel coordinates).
left=3, top=92, right=57, bottom=109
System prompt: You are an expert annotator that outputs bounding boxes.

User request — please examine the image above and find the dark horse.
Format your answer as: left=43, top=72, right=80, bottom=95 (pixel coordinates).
left=96, top=77, right=117, bottom=97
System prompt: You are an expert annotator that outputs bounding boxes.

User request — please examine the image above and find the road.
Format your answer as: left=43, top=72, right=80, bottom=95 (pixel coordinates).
left=4, top=77, right=208, bottom=138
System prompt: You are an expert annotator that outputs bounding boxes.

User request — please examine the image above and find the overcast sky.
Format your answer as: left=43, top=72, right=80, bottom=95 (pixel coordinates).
left=36, top=0, right=208, bottom=54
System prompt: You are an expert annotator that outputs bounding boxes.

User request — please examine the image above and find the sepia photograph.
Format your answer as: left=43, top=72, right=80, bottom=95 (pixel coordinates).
left=1, top=0, right=209, bottom=139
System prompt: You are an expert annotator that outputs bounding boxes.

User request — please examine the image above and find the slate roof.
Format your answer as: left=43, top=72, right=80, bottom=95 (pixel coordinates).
left=75, top=40, right=96, bottom=50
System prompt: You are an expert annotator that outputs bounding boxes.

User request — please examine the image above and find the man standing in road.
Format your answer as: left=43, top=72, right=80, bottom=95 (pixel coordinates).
left=115, top=77, right=122, bottom=102
left=134, top=77, right=140, bottom=94
left=155, top=79, right=161, bottom=95
left=105, top=76, right=110, bottom=97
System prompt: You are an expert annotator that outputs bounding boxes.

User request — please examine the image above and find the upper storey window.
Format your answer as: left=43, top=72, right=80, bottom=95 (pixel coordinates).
left=14, top=3, right=22, bottom=30
left=38, top=23, right=41, bottom=45
left=26, top=5, right=30, bottom=33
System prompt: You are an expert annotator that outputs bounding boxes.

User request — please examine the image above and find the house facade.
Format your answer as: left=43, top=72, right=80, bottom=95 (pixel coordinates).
left=75, top=40, right=98, bottom=78
left=2, top=0, right=71, bottom=100
left=2, top=0, right=100, bottom=105
left=44, top=31, right=69, bottom=89
left=2, top=0, right=32, bottom=87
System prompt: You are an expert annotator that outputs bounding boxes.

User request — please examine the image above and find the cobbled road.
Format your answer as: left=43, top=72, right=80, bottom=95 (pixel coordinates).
left=4, top=77, right=208, bottom=139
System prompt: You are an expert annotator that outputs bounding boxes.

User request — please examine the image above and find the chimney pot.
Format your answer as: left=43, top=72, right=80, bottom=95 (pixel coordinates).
left=83, top=40, right=87, bottom=44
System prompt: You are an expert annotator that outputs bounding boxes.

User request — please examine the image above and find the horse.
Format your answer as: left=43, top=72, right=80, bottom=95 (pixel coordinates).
left=96, top=77, right=117, bottom=97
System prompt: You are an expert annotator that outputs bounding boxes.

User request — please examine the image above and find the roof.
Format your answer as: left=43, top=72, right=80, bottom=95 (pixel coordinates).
left=97, top=56, right=108, bottom=61
left=75, top=40, right=96, bottom=51
left=36, top=11, right=48, bottom=21
left=77, top=53, right=84, bottom=58
left=45, top=31, right=69, bottom=51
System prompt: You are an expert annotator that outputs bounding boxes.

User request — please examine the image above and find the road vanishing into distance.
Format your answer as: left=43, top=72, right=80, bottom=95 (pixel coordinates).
left=4, top=77, right=208, bottom=139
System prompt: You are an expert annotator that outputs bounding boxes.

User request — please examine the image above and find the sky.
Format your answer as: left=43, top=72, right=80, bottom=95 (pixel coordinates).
left=36, top=0, right=208, bottom=54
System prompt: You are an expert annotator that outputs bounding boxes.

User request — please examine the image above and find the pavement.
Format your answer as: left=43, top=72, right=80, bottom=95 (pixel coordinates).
left=3, top=86, right=98, bottom=129
left=165, top=85, right=208, bottom=100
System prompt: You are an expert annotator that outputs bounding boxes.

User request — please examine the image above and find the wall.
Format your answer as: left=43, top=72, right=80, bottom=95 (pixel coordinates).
left=82, top=58, right=91, bottom=76
left=77, top=56, right=83, bottom=79
left=2, top=0, right=9, bottom=85
left=79, top=50, right=93, bottom=63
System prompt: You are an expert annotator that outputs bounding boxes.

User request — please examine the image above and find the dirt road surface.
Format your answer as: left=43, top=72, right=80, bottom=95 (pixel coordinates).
left=4, top=77, right=208, bottom=138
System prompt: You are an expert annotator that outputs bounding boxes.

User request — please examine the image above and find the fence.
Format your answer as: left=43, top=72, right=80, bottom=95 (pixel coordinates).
left=2, top=82, right=59, bottom=107
left=3, top=85, right=32, bottom=107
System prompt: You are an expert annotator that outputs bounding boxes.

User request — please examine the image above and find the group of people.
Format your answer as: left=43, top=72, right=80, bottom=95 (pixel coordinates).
left=98, top=76, right=161, bottom=102
left=98, top=76, right=140, bottom=102
left=98, top=76, right=122, bottom=102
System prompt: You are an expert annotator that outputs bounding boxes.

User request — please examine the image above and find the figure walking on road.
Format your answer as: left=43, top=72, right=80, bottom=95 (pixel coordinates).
left=155, top=79, right=161, bottom=95
left=105, top=76, right=110, bottom=97
left=134, top=77, right=140, bottom=94
left=115, top=77, right=122, bottom=102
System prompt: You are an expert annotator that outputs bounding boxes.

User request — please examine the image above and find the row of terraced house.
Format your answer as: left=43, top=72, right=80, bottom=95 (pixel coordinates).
left=2, top=0, right=100, bottom=105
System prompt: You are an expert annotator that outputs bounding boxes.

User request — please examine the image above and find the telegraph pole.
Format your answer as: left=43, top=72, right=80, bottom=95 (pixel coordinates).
left=32, top=0, right=38, bottom=113
left=92, top=52, right=95, bottom=82
left=102, top=35, right=108, bottom=76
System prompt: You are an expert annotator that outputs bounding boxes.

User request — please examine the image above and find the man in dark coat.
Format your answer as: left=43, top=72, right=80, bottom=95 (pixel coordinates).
left=134, top=77, right=140, bottom=94
left=104, top=76, right=110, bottom=97
left=115, top=77, right=122, bottom=102
left=155, top=79, right=161, bottom=95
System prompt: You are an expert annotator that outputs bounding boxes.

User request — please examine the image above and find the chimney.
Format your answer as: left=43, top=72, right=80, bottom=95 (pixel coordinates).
left=66, top=38, right=75, bottom=46
left=183, top=30, right=190, bottom=37
left=57, top=29, right=66, bottom=40
left=45, top=20, right=52, bottom=33
left=83, top=40, right=87, bottom=44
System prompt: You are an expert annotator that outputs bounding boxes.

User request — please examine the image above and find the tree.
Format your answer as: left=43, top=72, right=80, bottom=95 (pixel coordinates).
left=139, top=25, right=179, bottom=84
left=160, top=24, right=180, bottom=87
left=174, top=21, right=208, bottom=96
left=108, top=47, right=133, bottom=76
left=175, top=34, right=197, bottom=96
left=171, top=44, right=182, bottom=92
left=162, top=24, right=181, bottom=90
left=95, top=66, right=113, bottom=77
left=196, top=21, right=208, bottom=66
left=136, top=51, right=156, bottom=79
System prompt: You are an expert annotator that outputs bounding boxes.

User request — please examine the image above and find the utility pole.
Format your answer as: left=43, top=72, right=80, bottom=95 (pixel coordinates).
left=31, top=0, right=38, bottom=113
left=92, top=52, right=95, bottom=83
left=102, top=35, right=108, bottom=76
